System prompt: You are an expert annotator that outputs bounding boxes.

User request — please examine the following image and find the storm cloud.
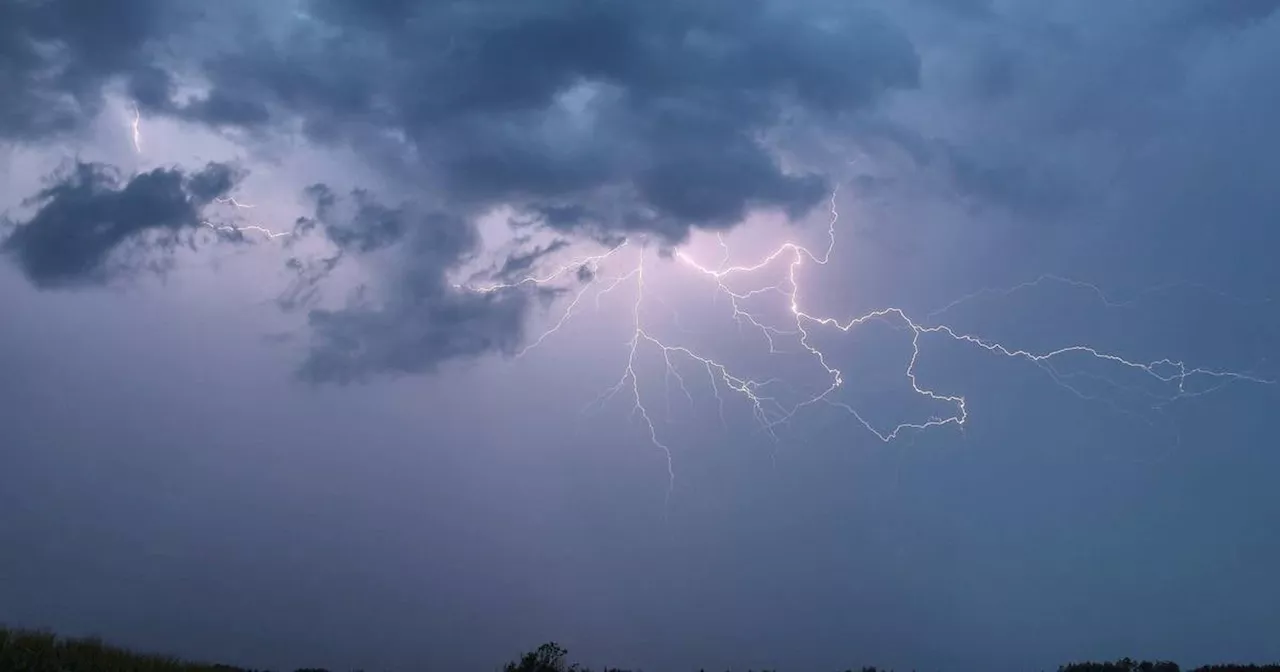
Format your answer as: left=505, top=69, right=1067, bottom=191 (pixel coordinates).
left=178, top=0, right=919, bottom=238
left=0, top=0, right=187, bottom=141
left=5, top=0, right=922, bottom=234
left=1, top=161, right=239, bottom=288
left=4, top=2, right=1280, bottom=671
left=285, top=184, right=537, bottom=383
left=6, top=0, right=1278, bottom=382
left=1, top=0, right=925, bottom=380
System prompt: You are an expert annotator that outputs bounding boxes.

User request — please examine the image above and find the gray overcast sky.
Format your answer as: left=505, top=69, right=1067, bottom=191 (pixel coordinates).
left=3, top=1, right=1280, bottom=671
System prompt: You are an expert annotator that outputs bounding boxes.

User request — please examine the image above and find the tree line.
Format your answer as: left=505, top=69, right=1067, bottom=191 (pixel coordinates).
left=3, top=627, right=1278, bottom=672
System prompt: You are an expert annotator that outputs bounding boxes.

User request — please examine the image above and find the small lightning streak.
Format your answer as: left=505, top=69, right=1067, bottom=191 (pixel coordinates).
left=461, top=186, right=1274, bottom=505
left=201, top=221, right=293, bottom=240
left=130, top=104, right=142, bottom=154
left=202, top=197, right=292, bottom=240
left=215, top=197, right=257, bottom=209
left=123, top=111, right=288, bottom=242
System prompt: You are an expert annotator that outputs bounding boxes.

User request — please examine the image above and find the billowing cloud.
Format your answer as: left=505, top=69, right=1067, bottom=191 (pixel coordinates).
left=2, top=0, right=922, bottom=237
left=170, top=0, right=920, bottom=241
left=1, top=161, right=240, bottom=288
left=8, top=0, right=1277, bottom=383
left=0, top=0, right=185, bottom=141
left=285, top=185, right=536, bottom=383
left=1, top=0, right=927, bottom=381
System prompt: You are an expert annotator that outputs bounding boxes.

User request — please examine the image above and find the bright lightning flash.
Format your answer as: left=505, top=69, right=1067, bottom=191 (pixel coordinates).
left=462, top=189, right=1276, bottom=501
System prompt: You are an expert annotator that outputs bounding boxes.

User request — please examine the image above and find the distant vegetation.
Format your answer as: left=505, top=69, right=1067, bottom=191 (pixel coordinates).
left=0, top=626, right=263, bottom=672
left=3, top=626, right=1279, bottom=672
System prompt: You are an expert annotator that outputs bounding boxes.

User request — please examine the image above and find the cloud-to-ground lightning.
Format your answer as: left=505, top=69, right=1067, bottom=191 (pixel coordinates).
left=459, top=188, right=1274, bottom=501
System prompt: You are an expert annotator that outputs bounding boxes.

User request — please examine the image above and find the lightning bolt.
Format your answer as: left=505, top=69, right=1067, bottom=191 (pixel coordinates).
left=458, top=186, right=1275, bottom=504
left=202, top=197, right=292, bottom=240
left=215, top=197, right=257, bottom=209
left=130, top=103, right=142, bottom=154
left=201, top=221, right=293, bottom=240
left=122, top=109, right=287, bottom=241
left=122, top=108, right=286, bottom=241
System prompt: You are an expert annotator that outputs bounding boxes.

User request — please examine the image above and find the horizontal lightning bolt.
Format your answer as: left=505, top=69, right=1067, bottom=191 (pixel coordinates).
left=201, top=221, right=292, bottom=240
left=201, top=197, right=291, bottom=240
left=215, top=197, right=257, bottom=209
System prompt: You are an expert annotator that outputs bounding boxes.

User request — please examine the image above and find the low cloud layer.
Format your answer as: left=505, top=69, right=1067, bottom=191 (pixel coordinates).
left=3, top=0, right=1279, bottom=381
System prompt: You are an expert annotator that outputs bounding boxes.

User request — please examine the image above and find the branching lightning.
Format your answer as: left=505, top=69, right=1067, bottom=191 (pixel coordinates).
left=201, top=221, right=293, bottom=239
left=457, top=188, right=1274, bottom=500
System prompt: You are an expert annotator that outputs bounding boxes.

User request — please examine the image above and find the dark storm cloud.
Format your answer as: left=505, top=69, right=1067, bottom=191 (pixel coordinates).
left=945, top=0, right=1280, bottom=121
left=300, top=184, right=414, bottom=255
left=2, top=0, right=924, bottom=381
left=193, top=0, right=919, bottom=380
left=284, top=185, right=538, bottom=383
left=301, top=288, right=530, bottom=384
left=1, top=161, right=240, bottom=288
left=494, top=239, right=572, bottom=282
left=0, top=0, right=187, bottom=140
left=172, top=0, right=921, bottom=240
left=846, top=0, right=1280, bottom=222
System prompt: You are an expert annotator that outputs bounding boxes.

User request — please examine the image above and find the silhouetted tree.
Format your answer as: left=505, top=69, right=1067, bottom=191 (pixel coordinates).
left=505, top=643, right=573, bottom=672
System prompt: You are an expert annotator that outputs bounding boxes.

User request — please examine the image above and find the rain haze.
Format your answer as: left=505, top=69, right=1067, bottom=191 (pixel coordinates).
left=2, top=1, right=1279, bottom=671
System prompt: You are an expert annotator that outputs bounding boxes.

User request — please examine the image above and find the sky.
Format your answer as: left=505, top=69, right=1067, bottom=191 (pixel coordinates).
left=2, top=1, right=1280, bottom=671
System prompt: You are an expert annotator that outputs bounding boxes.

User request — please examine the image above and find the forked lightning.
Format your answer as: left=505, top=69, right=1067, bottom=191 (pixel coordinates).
left=461, top=188, right=1274, bottom=501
